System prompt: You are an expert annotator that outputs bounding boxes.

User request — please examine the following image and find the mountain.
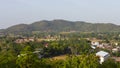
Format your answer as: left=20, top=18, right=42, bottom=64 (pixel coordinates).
left=0, top=29, right=5, bottom=33
left=1, top=19, right=120, bottom=34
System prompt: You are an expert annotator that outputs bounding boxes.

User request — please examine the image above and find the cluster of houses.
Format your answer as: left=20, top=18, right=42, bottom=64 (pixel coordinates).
left=90, top=38, right=120, bottom=64
left=15, top=37, right=120, bottom=64
left=91, top=39, right=120, bottom=53
left=14, top=35, right=67, bottom=43
left=91, top=40, right=111, bottom=64
left=15, top=37, right=35, bottom=43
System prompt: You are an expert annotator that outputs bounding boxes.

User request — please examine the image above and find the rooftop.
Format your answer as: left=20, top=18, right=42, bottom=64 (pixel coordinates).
left=96, top=51, right=109, bottom=57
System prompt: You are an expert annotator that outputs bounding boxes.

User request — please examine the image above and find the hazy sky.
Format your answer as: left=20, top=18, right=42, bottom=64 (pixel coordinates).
left=0, top=0, right=120, bottom=29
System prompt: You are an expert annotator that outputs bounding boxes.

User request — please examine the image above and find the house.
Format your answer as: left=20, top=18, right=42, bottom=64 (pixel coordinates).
left=96, top=51, right=110, bottom=64
left=44, top=43, right=49, bottom=48
left=112, top=47, right=120, bottom=53
left=103, top=43, right=113, bottom=50
left=91, top=41, right=100, bottom=49
left=91, top=41, right=99, bottom=46
left=15, top=37, right=35, bottom=43
left=15, top=39, right=24, bottom=43
left=97, top=44, right=104, bottom=48
left=112, top=48, right=118, bottom=53
left=112, top=57, right=120, bottom=62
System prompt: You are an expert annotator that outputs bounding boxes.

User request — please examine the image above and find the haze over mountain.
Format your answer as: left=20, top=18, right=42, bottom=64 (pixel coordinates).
left=0, top=19, right=120, bottom=34
left=1, top=0, right=120, bottom=29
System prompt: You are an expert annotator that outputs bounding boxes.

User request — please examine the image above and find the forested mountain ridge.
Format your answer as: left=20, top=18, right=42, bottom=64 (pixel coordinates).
left=1, top=19, right=120, bottom=34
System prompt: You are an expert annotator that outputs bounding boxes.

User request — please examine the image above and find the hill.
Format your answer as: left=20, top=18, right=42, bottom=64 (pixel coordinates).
left=1, top=19, right=120, bottom=34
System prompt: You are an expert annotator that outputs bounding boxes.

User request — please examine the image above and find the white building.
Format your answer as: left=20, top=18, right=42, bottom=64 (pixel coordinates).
left=112, top=47, right=120, bottom=53
left=91, top=41, right=99, bottom=46
left=91, top=41, right=100, bottom=49
left=96, top=51, right=110, bottom=64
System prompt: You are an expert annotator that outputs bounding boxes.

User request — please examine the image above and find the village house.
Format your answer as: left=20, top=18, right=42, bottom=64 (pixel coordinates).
left=91, top=40, right=113, bottom=50
left=112, top=57, right=120, bottom=62
left=15, top=37, right=35, bottom=43
left=15, top=38, right=24, bottom=43
left=97, top=44, right=104, bottom=48
left=103, top=43, right=113, bottom=50
left=91, top=41, right=99, bottom=46
left=112, top=46, right=120, bottom=53
left=91, top=41, right=100, bottom=49
left=90, top=38, right=103, bottom=49
left=96, top=51, right=110, bottom=64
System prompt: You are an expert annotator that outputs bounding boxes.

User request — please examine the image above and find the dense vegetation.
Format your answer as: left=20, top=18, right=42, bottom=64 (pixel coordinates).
left=0, top=32, right=120, bottom=68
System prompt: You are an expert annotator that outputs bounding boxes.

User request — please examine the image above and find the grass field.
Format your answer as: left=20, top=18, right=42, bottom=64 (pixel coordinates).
left=51, top=55, right=67, bottom=60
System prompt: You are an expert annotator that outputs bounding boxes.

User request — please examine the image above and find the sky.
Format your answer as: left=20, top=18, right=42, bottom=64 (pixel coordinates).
left=0, top=0, right=120, bottom=29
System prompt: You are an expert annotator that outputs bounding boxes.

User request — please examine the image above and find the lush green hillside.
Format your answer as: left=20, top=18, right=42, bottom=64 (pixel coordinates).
left=1, top=19, right=120, bottom=34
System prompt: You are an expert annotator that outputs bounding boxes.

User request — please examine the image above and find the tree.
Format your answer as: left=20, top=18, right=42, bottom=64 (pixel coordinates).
left=16, top=46, right=39, bottom=68
left=79, top=54, right=100, bottom=68
left=65, top=55, right=80, bottom=68
left=51, top=59, right=66, bottom=68
left=0, top=49, right=17, bottom=68
left=100, top=59, right=117, bottom=68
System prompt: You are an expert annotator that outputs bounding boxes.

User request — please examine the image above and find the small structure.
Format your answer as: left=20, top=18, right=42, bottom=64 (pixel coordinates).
left=96, top=51, right=110, bottom=64
left=91, top=45, right=96, bottom=49
left=91, top=41, right=99, bottom=49
left=112, top=48, right=118, bottom=53
left=44, top=43, right=49, bottom=48
left=18, top=54, right=26, bottom=57
left=91, top=41, right=99, bottom=46
left=112, top=57, right=120, bottom=62
left=97, top=44, right=104, bottom=48
left=15, top=37, right=35, bottom=43
left=112, top=47, right=120, bottom=53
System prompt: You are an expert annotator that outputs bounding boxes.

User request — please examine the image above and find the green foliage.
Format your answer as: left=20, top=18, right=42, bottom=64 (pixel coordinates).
left=79, top=54, right=99, bottom=68
left=68, top=39, right=91, bottom=55
left=16, top=46, right=39, bottom=68
left=50, top=54, right=99, bottom=68
left=51, top=59, right=66, bottom=68
left=1, top=33, right=120, bottom=68
left=100, top=59, right=117, bottom=68
left=0, top=49, right=17, bottom=68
